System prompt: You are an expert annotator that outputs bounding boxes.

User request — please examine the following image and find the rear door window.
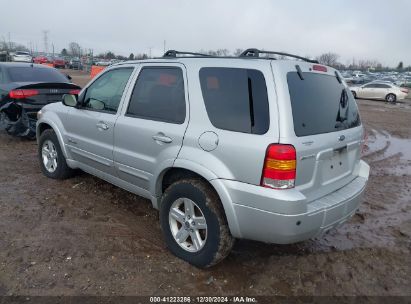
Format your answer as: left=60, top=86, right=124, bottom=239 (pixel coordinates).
left=377, top=84, right=391, bottom=88
left=126, top=67, right=186, bottom=124
left=287, top=72, right=361, bottom=137
left=199, top=68, right=269, bottom=134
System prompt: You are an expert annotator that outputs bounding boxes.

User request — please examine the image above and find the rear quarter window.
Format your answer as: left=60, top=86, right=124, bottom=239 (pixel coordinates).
left=199, top=67, right=269, bottom=134
left=287, top=72, right=361, bottom=137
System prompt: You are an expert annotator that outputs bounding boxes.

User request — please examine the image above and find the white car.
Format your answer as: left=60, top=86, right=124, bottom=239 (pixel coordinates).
left=350, top=82, right=408, bottom=103
left=95, top=60, right=111, bottom=66
left=11, top=51, right=33, bottom=63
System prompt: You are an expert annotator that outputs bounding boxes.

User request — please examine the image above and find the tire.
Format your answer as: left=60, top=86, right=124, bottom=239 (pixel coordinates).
left=38, top=129, right=74, bottom=179
left=351, top=91, right=357, bottom=99
left=385, top=93, right=396, bottom=103
left=160, top=179, right=234, bottom=268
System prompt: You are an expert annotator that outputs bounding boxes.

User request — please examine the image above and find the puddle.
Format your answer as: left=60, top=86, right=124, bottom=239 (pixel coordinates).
left=363, top=129, right=411, bottom=175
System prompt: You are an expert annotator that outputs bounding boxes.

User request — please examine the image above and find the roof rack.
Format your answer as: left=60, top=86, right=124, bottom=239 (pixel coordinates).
left=239, top=48, right=318, bottom=63
left=163, top=50, right=211, bottom=58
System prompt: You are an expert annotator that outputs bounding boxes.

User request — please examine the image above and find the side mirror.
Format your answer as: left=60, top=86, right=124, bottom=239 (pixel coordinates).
left=66, top=74, right=72, bottom=81
left=62, top=94, right=78, bottom=107
left=88, top=98, right=105, bottom=110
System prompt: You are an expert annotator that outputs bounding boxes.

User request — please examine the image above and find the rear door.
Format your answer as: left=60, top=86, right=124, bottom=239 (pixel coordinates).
left=376, top=83, right=391, bottom=99
left=113, top=64, right=188, bottom=190
left=64, top=66, right=135, bottom=175
left=361, top=83, right=378, bottom=98
left=273, top=62, right=363, bottom=201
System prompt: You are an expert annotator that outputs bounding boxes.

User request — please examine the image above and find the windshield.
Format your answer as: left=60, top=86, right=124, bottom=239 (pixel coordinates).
left=287, top=72, right=361, bottom=137
left=8, top=67, right=68, bottom=83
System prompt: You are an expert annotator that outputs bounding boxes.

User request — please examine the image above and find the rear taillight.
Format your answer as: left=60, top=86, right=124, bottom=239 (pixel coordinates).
left=312, top=64, right=327, bottom=72
left=400, top=88, right=408, bottom=94
left=69, top=89, right=81, bottom=95
left=261, top=144, right=296, bottom=190
left=9, top=89, right=39, bottom=99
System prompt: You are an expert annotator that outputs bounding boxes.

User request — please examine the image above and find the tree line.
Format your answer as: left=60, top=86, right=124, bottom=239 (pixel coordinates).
left=1, top=39, right=409, bottom=71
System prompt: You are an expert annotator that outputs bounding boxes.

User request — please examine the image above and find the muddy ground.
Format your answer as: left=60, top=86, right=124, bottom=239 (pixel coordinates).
left=0, top=70, right=410, bottom=296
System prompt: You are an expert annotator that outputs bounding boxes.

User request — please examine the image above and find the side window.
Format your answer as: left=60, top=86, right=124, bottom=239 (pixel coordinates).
left=0, top=67, right=3, bottom=83
left=199, top=68, right=269, bottom=134
left=364, top=84, right=377, bottom=88
left=380, top=84, right=391, bottom=88
left=83, top=68, right=133, bottom=113
left=126, top=67, right=186, bottom=124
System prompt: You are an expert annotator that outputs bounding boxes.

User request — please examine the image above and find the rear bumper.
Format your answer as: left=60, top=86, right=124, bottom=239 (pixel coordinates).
left=398, top=92, right=408, bottom=100
left=13, top=58, right=32, bottom=63
left=214, top=160, right=370, bottom=244
left=0, top=102, right=40, bottom=138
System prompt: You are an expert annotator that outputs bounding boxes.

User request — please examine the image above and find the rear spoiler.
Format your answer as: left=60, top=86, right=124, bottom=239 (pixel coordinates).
left=15, top=82, right=80, bottom=90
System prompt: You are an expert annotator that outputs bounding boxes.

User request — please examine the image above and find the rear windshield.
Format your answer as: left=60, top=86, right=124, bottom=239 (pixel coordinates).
left=287, top=72, right=361, bottom=137
left=7, top=67, right=68, bottom=83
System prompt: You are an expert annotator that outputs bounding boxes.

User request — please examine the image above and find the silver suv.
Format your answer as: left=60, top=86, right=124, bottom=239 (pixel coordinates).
left=36, top=49, right=370, bottom=268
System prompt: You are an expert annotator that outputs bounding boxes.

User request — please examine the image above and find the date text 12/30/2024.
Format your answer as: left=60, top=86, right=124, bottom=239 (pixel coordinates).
left=150, top=296, right=257, bottom=303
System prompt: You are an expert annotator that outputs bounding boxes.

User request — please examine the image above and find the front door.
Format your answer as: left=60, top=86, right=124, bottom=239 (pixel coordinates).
left=65, top=67, right=134, bottom=175
left=114, top=64, right=188, bottom=191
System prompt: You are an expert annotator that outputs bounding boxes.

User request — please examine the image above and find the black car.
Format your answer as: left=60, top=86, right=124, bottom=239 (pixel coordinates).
left=0, top=63, right=80, bottom=138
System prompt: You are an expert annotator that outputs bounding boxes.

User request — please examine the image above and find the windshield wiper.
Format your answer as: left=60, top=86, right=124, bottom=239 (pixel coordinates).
left=295, top=65, right=304, bottom=80
left=335, top=71, right=342, bottom=83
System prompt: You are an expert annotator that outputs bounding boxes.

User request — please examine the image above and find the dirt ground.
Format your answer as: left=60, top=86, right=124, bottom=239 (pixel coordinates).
left=0, top=70, right=410, bottom=296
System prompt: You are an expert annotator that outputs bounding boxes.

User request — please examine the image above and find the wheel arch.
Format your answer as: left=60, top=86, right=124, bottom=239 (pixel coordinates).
left=386, top=92, right=396, bottom=101
left=36, top=120, right=69, bottom=159
left=153, top=161, right=241, bottom=238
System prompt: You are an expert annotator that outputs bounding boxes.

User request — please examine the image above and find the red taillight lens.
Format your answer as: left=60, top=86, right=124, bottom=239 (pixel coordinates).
left=69, top=89, right=80, bottom=95
left=9, top=89, right=39, bottom=99
left=400, top=88, right=408, bottom=94
left=261, top=144, right=296, bottom=190
left=313, top=64, right=328, bottom=72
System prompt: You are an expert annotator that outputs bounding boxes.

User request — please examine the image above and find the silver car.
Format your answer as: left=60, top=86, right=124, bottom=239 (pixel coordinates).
left=36, top=49, right=370, bottom=267
left=11, top=51, right=33, bottom=63
left=350, top=81, right=408, bottom=103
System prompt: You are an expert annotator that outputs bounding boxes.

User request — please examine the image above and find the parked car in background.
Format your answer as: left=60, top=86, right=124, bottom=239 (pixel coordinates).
left=36, top=49, right=369, bottom=267
left=11, top=51, right=33, bottom=63
left=69, top=58, right=82, bottom=70
left=398, top=81, right=411, bottom=89
left=0, top=51, right=9, bottom=62
left=350, top=82, right=408, bottom=103
left=0, top=63, right=80, bottom=138
left=33, top=56, right=49, bottom=64
left=52, top=57, right=66, bottom=69
left=95, top=59, right=111, bottom=66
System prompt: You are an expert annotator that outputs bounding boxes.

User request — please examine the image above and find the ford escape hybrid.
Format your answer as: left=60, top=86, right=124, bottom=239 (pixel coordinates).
left=36, top=49, right=370, bottom=268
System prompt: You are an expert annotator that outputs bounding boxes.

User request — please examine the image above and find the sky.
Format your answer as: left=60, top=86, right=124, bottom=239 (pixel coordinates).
left=1, top=0, right=410, bottom=67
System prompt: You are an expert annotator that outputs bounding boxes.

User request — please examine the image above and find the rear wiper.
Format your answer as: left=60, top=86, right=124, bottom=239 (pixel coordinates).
left=295, top=65, right=304, bottom=80
left=335, top=71, right=342, bottom=84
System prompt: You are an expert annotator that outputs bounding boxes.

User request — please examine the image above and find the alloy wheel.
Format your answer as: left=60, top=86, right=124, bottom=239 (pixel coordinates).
left=41, top=140, right=58, bottom=173
left=168, top=198, right=207, bottom=252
